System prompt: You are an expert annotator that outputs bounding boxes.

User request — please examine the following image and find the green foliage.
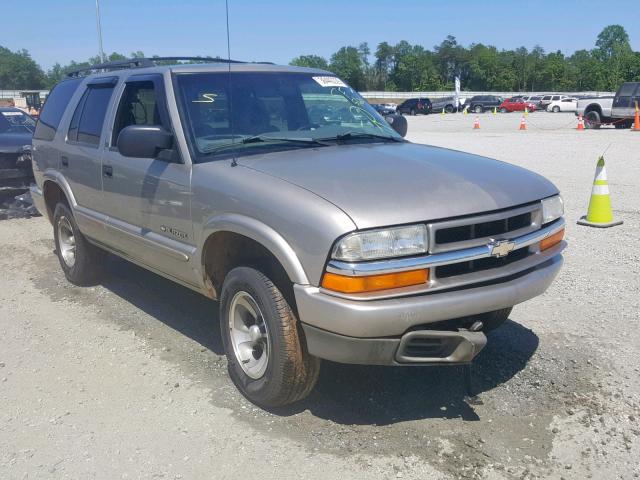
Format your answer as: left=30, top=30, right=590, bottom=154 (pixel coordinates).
left=1, top=25, right=639, bottom=93
left=304, top=25, right=638, bottom=92
left=0, top=46, right=45, bottom=89
left=290, top=55, right=329, bottom=70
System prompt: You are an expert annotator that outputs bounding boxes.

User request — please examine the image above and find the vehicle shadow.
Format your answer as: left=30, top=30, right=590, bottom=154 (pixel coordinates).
left=100, top=255, right=539, bottom=424
left=292, top=321, right=539, bottom=424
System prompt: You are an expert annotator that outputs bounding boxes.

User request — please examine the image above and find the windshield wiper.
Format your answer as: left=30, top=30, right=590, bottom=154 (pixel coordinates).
left=202, top=135, right=330, bottom=154
left=322, top=132, right=404, bottom=143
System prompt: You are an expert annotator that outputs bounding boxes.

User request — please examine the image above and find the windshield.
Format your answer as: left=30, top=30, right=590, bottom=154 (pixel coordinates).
left=175, top=72, right=401, bottom=160
left=0, top=110, right=35, bottom=134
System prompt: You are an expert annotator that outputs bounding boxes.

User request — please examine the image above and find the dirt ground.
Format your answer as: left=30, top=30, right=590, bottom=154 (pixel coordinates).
left=1, top=112, right=639, bottom=479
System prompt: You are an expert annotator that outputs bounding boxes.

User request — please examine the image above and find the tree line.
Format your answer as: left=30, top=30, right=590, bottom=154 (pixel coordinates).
left=1, top=25, right=638, bottom=92
left=292, top=25, right=638, bottom=92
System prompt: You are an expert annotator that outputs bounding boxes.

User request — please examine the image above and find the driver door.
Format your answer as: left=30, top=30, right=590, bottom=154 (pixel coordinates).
left=101, top=74, right=198, bottom=287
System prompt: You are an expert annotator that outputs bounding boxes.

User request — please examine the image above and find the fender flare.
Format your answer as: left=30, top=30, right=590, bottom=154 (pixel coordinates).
left=201, top=213, right=310, bottom=286
left=42, top=170, right=78, bottom=208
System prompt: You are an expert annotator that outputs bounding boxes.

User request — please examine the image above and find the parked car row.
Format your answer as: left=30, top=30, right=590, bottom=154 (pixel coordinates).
left=375, top=93, right=587, bottom=117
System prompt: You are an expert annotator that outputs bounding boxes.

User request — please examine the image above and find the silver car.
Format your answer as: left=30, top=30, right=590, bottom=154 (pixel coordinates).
left=30, top=58, right=566, bottom=407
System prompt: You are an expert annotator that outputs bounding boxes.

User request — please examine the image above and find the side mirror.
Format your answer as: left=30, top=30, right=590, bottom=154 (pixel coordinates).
left=385, top=114, right=408, bottom=137
left=117, top=125, right=173, bottom=158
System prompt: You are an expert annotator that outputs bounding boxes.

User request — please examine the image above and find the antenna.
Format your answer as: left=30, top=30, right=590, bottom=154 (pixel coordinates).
left=225, top=0, right=237, bottom=167
left=95, top=0, right=106, bottom=63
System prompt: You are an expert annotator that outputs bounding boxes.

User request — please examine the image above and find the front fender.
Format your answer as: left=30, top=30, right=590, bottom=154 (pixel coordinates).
left=201, top=213, right=310, bottom=285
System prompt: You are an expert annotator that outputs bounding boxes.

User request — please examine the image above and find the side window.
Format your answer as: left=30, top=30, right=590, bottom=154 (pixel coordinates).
left=34, top=78, right=82, bottom=141
left=67, top=90, right=89, bottom=142
left=112, top=80, right=165, bottom=145
left=67, top=84, right=115, bottom=146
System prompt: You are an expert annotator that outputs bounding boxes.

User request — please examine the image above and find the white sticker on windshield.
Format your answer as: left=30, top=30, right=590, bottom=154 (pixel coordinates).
left=1, top=111, right=22, bottom=116
left=312, top=76, right=347, bottom=88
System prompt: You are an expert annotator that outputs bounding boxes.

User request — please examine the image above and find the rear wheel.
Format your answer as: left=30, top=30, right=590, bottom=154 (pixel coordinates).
left=552, top=106, right=560, bottom=113
left=410, top=108, right=416, bottom=116
left=220, top=267, right=320, bottom=408
left=584, top=110, right=601, bottom=129
left=500, top=107, right=508, bottom=113
left=445, top=105, right=454, bottom=113
left=53, top=202, right=105, bottom=285
left=474, top=105, right=483, bottom=114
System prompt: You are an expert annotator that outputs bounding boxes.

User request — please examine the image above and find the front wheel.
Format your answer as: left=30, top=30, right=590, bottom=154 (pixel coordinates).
left=410, top=108, right=416, bottom=116
left=474, top=105, right=483, bottom=114
left=500, top=107, right=508, bottom=113
left=474, top=307, right=513, bottom=332
left=53, top=202, right=105, bottom=285
left=220, top=267, right=320, bottom=408
left=552, top=106, right=560, bottom=113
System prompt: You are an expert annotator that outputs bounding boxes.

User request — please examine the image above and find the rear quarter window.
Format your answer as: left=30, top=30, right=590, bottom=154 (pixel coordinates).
left=34, top=78, right=83, bottom=141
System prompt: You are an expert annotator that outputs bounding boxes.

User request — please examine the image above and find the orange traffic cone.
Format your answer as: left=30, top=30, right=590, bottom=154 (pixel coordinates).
left=633, top=101, right=640, bottom=131
left=519, top=116, right=527, bottom=130
left=577, top=114, right=585, bottom=130
left=473, top=116, right=480, bottom=129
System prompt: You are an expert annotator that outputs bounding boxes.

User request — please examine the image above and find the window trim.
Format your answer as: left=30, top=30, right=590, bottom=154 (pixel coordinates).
left=109, top=73, right=180, bottom=163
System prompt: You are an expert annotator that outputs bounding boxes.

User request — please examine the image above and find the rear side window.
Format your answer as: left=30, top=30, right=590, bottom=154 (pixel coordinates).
left=68, top=84, right=116, bottom=146
left=617, top=83, right=638, bottom=97
left=34, top=78, right=82, bottom=141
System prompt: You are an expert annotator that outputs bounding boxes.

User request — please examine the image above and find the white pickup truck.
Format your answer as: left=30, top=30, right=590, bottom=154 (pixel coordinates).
left=577, top=82, right=640, bottom=129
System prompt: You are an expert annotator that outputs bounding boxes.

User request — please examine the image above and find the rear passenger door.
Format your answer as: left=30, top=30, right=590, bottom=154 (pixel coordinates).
left=100, top=74, right=196, bottom=285
left=62, top=77, right=117, bottom=241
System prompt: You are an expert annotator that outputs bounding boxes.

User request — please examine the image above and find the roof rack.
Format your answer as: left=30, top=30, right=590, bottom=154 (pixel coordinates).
left=65, top=56, right=249, bottom=78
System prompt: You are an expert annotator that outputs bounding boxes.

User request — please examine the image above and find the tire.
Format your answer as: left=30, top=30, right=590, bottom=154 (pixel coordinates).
left=445, top=104, right=454, bottom=113
left=474, top=307, right=513, bottom=332
left=53, top=202, right=105, bottom=285
left=500, top=107, right=508, bottom=113
left=474, top=105, right=483, bottom=114
left=410, top=108, right=416, bottom=116
left=220, top=267, right=320, bottom=408
left=615, top=120, right=632, bottom=129
left=552, top=106, right=560, bottom=113
left=584, top=110, right=601, bottom=129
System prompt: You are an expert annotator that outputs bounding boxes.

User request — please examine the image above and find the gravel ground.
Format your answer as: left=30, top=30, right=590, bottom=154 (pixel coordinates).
left=1, top=112, right=639, bottom=479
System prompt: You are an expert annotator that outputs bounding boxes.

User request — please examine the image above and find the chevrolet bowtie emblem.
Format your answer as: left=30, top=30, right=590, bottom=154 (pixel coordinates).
left=489, top=240, right=516, bottom=258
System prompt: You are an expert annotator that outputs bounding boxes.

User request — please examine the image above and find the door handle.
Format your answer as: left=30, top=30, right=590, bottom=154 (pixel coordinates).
left=61, top=156, right=69, bottom=167
left=102, top=165, right=113, bottom=178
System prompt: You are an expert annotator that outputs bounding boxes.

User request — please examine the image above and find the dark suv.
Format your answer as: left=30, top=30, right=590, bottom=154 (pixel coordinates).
left=466, top=95, right=503, bottom=113
left=397, top=98, right=432, bottom=115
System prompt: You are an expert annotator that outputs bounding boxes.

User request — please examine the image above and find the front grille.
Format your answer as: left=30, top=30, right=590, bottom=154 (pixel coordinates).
left=435, top=211, right=531, bottom=244
left=436, top=246, right=530, bottom=278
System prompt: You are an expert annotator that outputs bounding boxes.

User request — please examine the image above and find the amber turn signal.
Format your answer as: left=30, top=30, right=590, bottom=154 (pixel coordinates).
left=321, top=269, right=429, bottom=294
left=540, top=228, right=565, bottom=251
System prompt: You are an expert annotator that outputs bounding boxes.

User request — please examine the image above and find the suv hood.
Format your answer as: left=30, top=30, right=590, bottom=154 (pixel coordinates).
left=238, top=142, right=558, bottom=229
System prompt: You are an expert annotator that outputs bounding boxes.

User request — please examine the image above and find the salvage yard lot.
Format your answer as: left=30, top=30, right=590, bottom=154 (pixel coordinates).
left=1, top=113, right=639, bottom=479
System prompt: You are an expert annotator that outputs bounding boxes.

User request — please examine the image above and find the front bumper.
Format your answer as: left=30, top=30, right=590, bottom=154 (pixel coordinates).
left=296, top=253, right=563, bottom=365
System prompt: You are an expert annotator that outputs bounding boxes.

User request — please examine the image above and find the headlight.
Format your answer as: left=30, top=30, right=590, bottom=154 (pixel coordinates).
left=541, top=195, right=564, bottom=224
left=332, top=224, right=428, bottom=261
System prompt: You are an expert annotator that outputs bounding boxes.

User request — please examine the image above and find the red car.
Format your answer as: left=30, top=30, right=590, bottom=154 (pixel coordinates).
left=499, top=97, right=537, bottom=113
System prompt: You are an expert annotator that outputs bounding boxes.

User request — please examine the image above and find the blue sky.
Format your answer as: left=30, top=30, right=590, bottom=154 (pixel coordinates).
left=2, top=0, right=639, bottom=70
